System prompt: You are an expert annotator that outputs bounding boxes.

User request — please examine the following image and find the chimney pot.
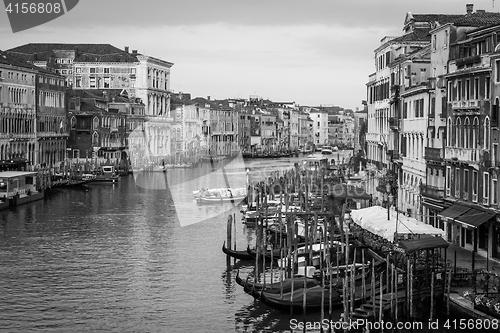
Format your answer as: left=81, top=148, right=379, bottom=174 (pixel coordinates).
left=466, top=3, right=473, bottom=14
left=124, top=46, right=129, bottom=53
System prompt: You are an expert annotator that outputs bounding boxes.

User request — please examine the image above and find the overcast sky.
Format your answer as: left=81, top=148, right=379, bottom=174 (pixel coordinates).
left=0, top=0, right=497, bottom=110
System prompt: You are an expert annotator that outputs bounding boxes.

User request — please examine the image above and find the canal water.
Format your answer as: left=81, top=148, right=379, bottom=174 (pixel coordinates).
left=0, top=153, right=483, bottom=332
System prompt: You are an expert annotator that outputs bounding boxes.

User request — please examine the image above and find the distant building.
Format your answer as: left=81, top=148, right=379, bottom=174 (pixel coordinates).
left=309, top=109, right=329, bottom=147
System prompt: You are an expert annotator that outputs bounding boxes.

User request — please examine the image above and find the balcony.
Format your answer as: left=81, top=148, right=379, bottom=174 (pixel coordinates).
left=389, top=117, right=399, bottom=131
left=455, top=55, right=481, bottom=67
left=451, top=100, right=480, bottom=111
left=424, top=147, right=443, bottom=162
left=420, top=184, right=445, bottom=200
left=445, top=147, right=479, bottom=164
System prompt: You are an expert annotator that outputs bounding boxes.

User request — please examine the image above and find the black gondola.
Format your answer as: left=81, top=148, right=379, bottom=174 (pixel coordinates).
left=222, top=242, right=254, bottom=261
left=251, top=284, right=342, bottom=314
left=246, top=246, right=284, bottom=260
left=236, top=270, right=320, bottom=294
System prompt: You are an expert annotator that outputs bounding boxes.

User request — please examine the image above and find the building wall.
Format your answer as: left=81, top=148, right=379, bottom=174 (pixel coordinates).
left=0, top=63, right=37, bottom=165
left=36, top=71, right=68, bottom=168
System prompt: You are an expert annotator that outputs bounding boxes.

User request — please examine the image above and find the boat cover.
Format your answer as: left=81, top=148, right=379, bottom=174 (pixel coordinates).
left=350, top=206, right=445, bottom=242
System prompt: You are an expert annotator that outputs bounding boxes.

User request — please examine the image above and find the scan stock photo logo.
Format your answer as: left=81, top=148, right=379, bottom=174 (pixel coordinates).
left=3, top=0, right=79, bottom=33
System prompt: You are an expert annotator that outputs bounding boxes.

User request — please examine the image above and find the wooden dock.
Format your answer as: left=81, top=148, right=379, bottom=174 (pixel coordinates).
left=349, top=287, right=445, bottom=323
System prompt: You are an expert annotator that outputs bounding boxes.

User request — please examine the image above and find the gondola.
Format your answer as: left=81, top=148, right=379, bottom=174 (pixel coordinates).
left=251, top=284, right=342, bottom=314
left=252, top=279, right=383, bottom=314
left=246, top=247, right=284, bottom=260
left=222, top=242, right=254, bottom=261
left=236, top=270, right=320, bottom=294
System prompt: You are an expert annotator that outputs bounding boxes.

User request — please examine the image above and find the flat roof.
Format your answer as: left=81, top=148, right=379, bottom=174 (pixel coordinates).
left=0, top=171, right=38, bottom=178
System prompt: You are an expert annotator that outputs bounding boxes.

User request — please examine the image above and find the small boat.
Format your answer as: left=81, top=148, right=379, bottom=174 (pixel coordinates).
left=252, top=284, right=342, bottom=314
left=222, top=242, right=254, bottom=261
left=193, top=187, right=247, bottom=199
left=195, top=187, right=247, bottom=204
left=236, top=270, right=320, bottom=294
left=321, top=146, right=334, bottom=155
left=246, top=246, right=284, bottom=261
left=93, top=166, right=120, bottom=183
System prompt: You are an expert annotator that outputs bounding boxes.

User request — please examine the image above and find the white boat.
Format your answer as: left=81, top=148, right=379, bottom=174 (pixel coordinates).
left=321, top=146, right=334, bottom=155
left=194, top=187, right=247, bottom=204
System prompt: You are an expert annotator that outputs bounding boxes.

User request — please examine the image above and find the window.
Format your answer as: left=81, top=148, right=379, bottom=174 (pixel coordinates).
left=76, top=67, right=81, bottom=74
left=455, top=168, right=460, bottom=198
left=465, top=80, right=470, bottom=100
left=486, top=76, right=491, bottom=99
left=464, top=169, right=469, bottom=199
left=75, top=77, right=81, bottom=88
left=432, top=35, right=437, bottom=50
left=90, top=68, right=96, bottom=74
left=495, top=143, right=499, bottom=165
left=104, top=68, right=110, bottom=74
left=90, top=77, right=96, bottom=88
left=446, top=166, right=451, bottom=196
left=458, top=81, right=462, bottom=100
left=103, top=77, right=110, bottom=88
left=485, top=117, right=491, bottom=150
left=496, top=60, right=500, bottom=83
left=444, top=31, right=448, bottom=48
left=448, top=81, right=452, bottom=102
left=92, top=131, right=99, bottom=146
left=493, top=179, right=498, bottom=205
left=130, top=68, right=136, bottom=74
left=473, top=170, right=478, bottom=202
left=484, top=172, right=490, bottom=205
left=474, top=78, right=479, bottom=99
left=93, top=117, right=99, bottom=130
left=71, top=116, right=76, bottom=129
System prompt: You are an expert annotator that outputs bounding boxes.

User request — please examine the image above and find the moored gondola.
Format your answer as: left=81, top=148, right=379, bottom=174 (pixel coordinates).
left=246, top=246, right=284, bottom=261
left=222, top=242, right=254, bottom=261
left=236, top=270, right=320, bottom=294
left=251, top=284, right=342, bottom=314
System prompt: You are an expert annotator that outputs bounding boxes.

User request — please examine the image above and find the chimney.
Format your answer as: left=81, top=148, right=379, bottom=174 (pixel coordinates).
left=132, top=50, right=138, bottom=55
left=124, top=46, right=129, bottom=53
left=466, top=3, right=473, bottom=14
left=207, top=96, right=211, bottom=101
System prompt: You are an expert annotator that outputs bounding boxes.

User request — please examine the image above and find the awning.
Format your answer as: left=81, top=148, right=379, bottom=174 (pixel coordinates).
left=350, top=206, right=445, bottom=242
left=438, top=203, right=470, bottom=220
left=399, top=237, right=449, bottom=254
left=422, top=200, right=447, bottom=212
left=454, top=209, right=494, bottom=229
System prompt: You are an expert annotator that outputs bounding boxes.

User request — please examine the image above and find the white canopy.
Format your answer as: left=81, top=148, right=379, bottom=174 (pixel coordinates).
left=350, top=206, right=445, bottom=242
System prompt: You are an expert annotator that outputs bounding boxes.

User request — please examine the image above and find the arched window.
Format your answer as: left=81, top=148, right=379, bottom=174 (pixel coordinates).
left=484, top=116, right=491, bottom=150
left=473, top=117, right=479, bottom=149
left=71, top=116, right=76, bottom=129
left=456, top=118, right=462, bottom=148
left=92, top=131, right=99, bottom=146
left=464, top=117, right=470, bottom=149
left=93, top=117, right=99, bottom=130
left=493, top=97, right=500, bottom=125
left=447, top=117, right=452, bottom=147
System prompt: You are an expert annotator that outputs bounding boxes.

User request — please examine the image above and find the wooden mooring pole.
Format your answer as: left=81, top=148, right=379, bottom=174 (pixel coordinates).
left=226, top=215, right=232, bottom=266
left=430, top=271, right=435, bottom=321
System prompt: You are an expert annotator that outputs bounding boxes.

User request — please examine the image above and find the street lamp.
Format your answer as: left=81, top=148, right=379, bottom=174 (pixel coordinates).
left=386, top=183, right=393, bottom=221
